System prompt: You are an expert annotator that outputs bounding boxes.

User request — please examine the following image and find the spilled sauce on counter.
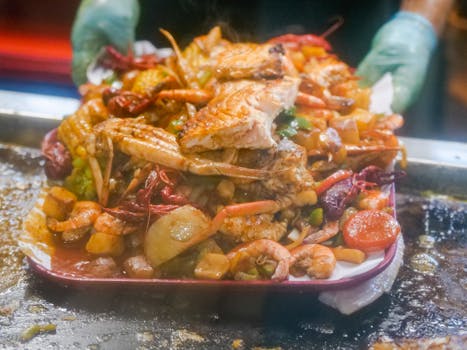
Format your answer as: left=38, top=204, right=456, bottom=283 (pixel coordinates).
left=0, top=144, right=45, bottom=290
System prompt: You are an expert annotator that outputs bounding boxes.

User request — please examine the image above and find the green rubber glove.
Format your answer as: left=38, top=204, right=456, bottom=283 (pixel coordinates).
left=357, top=11, right=437, bottom=113
left=71, top=0, right=140, bottom=86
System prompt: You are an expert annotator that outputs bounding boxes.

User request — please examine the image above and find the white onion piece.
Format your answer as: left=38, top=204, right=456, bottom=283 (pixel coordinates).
left=287, top=228, right=300, bottom=242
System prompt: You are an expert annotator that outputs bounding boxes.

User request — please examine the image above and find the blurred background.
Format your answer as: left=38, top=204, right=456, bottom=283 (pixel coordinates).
left=0, top=0, right=466, bottom=141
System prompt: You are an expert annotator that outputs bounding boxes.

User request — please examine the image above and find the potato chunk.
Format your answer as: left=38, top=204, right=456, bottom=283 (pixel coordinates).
left=144, top=205, right=210, bottom=267
left=86, top=232, right=124, bottom=256
left=42, top=186, right=77, bottom=220
left=123, top=255, right=154, bottom=279
left=194, top=253, right=230, bottom=280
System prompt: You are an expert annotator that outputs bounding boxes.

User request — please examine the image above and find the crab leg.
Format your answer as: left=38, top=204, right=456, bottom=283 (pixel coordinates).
left=157, top=89, right=213, bottom=104
left=210, top=200, right=281, bottom=234
left=95, top=118, right=268, bottom=180
left=160, top=28, right=198, bottom=88
left=307, top=144, right=401, bottom=157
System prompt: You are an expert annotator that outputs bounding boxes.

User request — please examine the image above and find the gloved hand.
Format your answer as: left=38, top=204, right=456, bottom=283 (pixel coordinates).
left=356, top=11, right=437, bottom=113
left=71, top=0, right=140, bottom=86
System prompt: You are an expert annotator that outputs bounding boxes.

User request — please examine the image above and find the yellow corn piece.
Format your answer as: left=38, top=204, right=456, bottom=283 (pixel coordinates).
left=58, top=99, right=107, bottom=157
left=132, top=67, right=168, bottom=95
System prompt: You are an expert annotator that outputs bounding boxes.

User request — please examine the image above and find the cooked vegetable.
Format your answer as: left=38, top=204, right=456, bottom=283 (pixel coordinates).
left=315, top=170, right=353, bottom=196
left=144, top=205, right=211, bottom=267
left=85, top=231, right=125, bottom=256
left=319, top=177, right=357, bottom=221
left=319, top=166, right=405, bottom=221
left=41, top=128, right=72, bottom=180
left=308, top=207, right=324, bottom=227
left=131, top=66, right=173, bottom=95
left=339, top=207, right=358, bottom=230
left=294, top=190, right=318, bottom=207
left=355, top=165, right=406, bottom=186
left=343, top=210, right=400, bottom=252
left=332, top=246, right=366, bottom=264
left=276, top=108, right=312, bottom=138
left=329, top=116, right=360, bottom=144
left=123, top=255, right=155, bottom=279
left=349, top=108, right=376, bottom=132
left=64, top=159, right=96, bottom=200
left=42, top=186, right=77, bottom=220
left=85, top=257, right=119, bottom=277
left=194, top=253, right=230, bottom=280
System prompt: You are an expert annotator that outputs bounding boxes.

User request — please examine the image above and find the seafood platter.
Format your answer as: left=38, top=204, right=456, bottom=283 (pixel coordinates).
left=20, top=27, right=406, bottom=294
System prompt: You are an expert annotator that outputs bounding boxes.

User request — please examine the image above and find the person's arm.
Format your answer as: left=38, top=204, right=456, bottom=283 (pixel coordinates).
left=357, top=0, right=454, bottom=113
left=401, top=0, right=453, bottom=34
left=71, top=0, right=140, bottom=86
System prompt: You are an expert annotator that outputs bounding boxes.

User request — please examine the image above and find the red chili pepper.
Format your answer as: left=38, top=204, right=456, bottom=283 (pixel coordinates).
left=268, top=34, right=332, bottom=51
left=109, top=165, right=186, bottom=226
left=160, top=186, right=189, bottom=205
left=103, top=203, right=180, bottom=223
left=106, top=91, right=153, bottom=118
left=136, top=169, right=160, bottom=205
left=147, top=204, right=180, bottom=216
left=103, top=207, right=146, bottom=223
left=158, top=168, right=177, bottom=187
left=101, top=46, right=162, bottom=72
left=315, top=169, right=353, bottom=196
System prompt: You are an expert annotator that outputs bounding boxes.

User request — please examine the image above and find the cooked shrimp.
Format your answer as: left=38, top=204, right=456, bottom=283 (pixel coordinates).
left=160, top=28, right=199, bottom=88
left=47, top=201, right=101, bottom=232
left=290, top=244, right=336, bottom=279
left=303, top=220, right=339, bottom=244
left=295, top=91, right=327, bottom=108
left=211, top=200, right=281, bottom=234
left=93, top=212, right=139, bottom=236
left=227, top=239, right=291, bottom=281
left=220, top=214, right=287, bottom=243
